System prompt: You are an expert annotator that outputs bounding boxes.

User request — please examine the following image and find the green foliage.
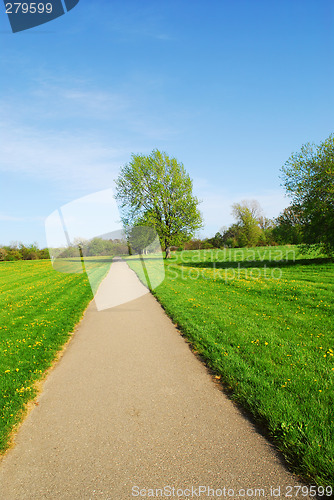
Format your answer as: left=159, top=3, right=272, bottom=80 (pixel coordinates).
left=258, top=215, right=276, bottom=245
left=0, top=248, right=7, bottom=261
left=84, top=237, right=105, bottom=256
left=2, top=249, right=22, bottom=261
left=84, top=237, right=128, bottom=257
left=281, top=134, right=334, bottom=255
left=218, top=201, right=276, bottom=248
left=220, top=224, right=240, bottom=248
left=272, top=205, right=303, bottom=245
left=231, top=200, right=263, bottom=247
left=56, top=237, right=128, bottom=258
left=0, top=243, right=50, bottom=261
left=128, top=226, right=159, bottom=255
left=38, top=248, right=50, bottom=260
left=207, top=231, right=225, bottom=248
left=183, top=239, right=208, bottom=250
left=115, top=149, right=203, bottom=249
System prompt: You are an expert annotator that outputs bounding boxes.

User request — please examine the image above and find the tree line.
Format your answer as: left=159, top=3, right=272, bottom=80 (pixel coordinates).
left=0, top=243, right=50, bottom=261
left=115, top=136, right=333, bottom=256
left=1, top=134, right=332, bottom=261
left=0, top=238, right=129, bottom=262
left=57, top=238, right=128, bottom=258
left=172, top=199, right=298, bottom=251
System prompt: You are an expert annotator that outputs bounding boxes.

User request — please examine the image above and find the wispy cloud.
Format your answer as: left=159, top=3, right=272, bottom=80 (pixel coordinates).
left=0, top=214, right=44, bottom=222
left=0, top=73, right=180, bottom=196
left=0, top=119, right=125, bottom=193
left=22, top=73, right=180, bottom=134
left=3, top=75, right=132, bottom=122
left=0, top=70, right=182, bottom=189
left=0, top=214, right=24, bottom=222
left=29, top=81, right=131, bottom=120
left=86, top=2, right=175, bottom=43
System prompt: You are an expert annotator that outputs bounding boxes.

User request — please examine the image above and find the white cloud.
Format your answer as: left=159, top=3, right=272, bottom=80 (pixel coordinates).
left=3, top=74, right=180, bottom=139
left=29, top=82, right=131, bottom=120
left=0, top=77, right=131, bottom=195
left=0, top=119, right=128, bottom=193
left=0, top=214, right=44, bottom=222
left=0, top=74, right=180, bottom=196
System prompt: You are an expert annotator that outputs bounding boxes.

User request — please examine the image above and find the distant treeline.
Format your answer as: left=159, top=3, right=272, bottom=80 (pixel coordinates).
left=58, top=238, right=129, bottom=258
left=0, top=238, right=130, bottom=262
left=0, top=243, right=50, bottom=261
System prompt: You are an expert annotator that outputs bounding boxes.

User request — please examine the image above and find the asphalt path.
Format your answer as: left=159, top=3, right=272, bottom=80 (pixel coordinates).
left=0, top=259, right=310, bottom=499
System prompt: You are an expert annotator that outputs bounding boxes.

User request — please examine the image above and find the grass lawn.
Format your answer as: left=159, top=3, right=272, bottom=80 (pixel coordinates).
left=0, top=258, right=108, bottom=454
left=1, top=248, right=333, bottom=488
left=127, top=246, right=334, bottom=488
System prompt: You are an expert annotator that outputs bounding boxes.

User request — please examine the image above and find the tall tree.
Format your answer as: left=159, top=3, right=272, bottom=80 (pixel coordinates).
left=231, top=200, right=263, bottom=247
left=115, top=149, right=203, bottom=250
left=281, top=134, right=334, bottom=255
left=272, top=205, right=303, bottom=245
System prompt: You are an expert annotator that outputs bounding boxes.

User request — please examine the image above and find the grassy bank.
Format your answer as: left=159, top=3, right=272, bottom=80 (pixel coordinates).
left=0, top=259, right=108, bottom=453
left=127, top=246, right=334, bottom=487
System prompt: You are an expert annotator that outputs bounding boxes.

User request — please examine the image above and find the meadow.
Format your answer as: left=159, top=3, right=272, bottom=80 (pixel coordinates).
left=127, top=246, right=334, bottom=488
left=0, top=258, right=109, bottom=453
left=1, top=247, right=333, bottom=488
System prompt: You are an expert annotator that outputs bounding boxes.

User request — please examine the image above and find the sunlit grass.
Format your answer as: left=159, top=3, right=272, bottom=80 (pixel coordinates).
left=128, top=245, right=334, bottom=487
left=0, top=259, right=108, bottom=453
left=1, top=248, right=333, bottom=486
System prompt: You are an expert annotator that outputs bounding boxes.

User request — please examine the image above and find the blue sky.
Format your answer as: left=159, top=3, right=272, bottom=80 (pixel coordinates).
left=0, top=0, right=333, bottom=246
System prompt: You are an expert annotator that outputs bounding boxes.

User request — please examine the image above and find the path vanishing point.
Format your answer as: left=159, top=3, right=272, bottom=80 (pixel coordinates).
left=0, top=259, right=310, bottom=499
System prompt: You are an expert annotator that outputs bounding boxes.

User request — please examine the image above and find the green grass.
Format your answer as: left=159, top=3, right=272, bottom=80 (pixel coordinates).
left=0, top=258, right=109, bottom=453
left=127, top=246, right=334, bottom=487
left=1, top=249, right=333, bottom=487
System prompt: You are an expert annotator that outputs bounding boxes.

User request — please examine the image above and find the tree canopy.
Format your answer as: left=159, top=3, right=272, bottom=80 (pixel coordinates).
left=272, top=205, right=303, bottom=245
left=280, top=134, right=334, bottom=255
left=230, top=200, right=265, bottom=247
left=205, top=200, right=275, bottom=249
left=115, top=149, right=203, bottom=249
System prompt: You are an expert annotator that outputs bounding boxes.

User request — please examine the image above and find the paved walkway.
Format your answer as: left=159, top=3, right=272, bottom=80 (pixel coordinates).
left=0, top=259, right=309, bottom=499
